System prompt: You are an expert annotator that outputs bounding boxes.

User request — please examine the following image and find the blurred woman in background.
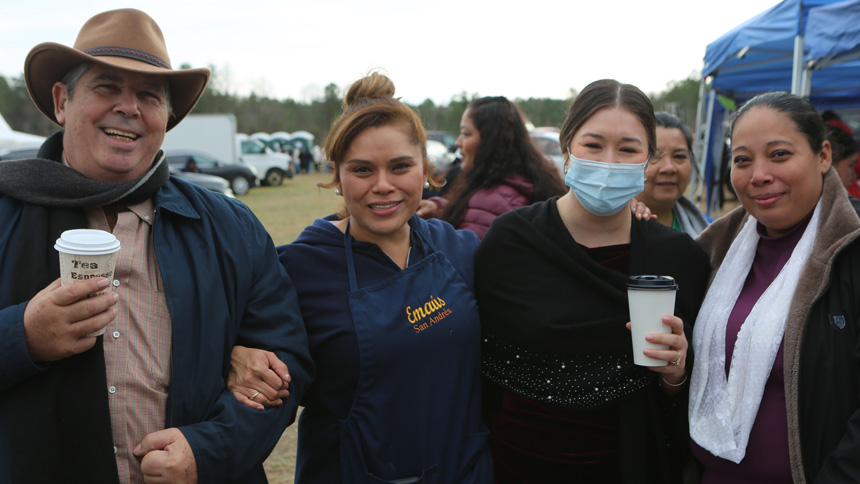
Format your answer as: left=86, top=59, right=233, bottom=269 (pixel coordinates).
left=636, top=112, right=708, bottom=237
left=417, top=96, right=565, bottom=238
left=821, top=112, right=860, bottom=198
left=826, top=121, right=858, bottom=191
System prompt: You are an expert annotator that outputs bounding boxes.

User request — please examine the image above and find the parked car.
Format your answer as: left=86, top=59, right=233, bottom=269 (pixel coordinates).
left=426, top=140, right=456, bottom=175
left=165, top=150, right=258, bottom=196
left=529, top=130, right=565, bottom=175
left=161, top=114, right=293, bottom=187
left=0, top=147, right=39, bottom=161
left=427, top=130, right=457, bottom=153
left=237, top=134, right=294, bottom=185
left=0, top=147, right=234, bottom=198
left=168, top=165, right=234, bottom=198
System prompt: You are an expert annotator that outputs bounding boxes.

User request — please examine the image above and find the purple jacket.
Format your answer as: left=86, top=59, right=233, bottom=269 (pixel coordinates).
left=460, top=175, right=534, bottom=239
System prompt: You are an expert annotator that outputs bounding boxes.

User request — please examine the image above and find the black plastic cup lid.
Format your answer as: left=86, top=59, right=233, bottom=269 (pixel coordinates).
left=627, top=275, right=678, bottom=290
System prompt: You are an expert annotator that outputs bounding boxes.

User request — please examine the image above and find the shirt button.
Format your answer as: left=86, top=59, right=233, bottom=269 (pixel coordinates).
left=113, top=446, right=118, bottom=454
left=108, top=386, right=116, bottom=394
left=112, top=331, right=120, bottom=339
left=112, top=280, right=120, bottom=287
left=144, top=215, right=151, bottom=220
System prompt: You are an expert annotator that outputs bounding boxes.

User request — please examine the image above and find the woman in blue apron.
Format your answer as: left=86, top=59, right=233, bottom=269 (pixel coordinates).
left=227, top=72, right=492, bottom=483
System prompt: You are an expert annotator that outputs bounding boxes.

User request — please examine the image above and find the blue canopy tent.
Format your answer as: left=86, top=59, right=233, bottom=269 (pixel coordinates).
left=805, top=0, right=860, bottom=109
left=693, top=0, right=860, bottom=216
left=806, top=0, right=860, bottom=68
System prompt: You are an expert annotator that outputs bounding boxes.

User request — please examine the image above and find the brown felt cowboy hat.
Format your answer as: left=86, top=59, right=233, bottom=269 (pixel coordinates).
left=24, top=8, right=210, bottom=131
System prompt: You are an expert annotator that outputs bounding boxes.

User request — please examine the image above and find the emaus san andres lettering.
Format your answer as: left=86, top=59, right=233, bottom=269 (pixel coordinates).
left=406, top=295, right=453, bottom=333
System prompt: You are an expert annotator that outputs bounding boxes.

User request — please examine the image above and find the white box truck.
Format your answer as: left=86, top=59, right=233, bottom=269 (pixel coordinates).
left=161, top=114, right=293, bottom=186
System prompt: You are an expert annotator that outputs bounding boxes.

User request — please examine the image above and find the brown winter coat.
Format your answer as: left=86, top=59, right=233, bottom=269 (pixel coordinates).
left=696, top=170, right=860, bottom=483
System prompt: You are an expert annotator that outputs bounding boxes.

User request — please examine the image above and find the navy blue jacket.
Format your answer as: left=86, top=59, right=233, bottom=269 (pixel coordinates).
left=0, top=177, right=313, bottom=483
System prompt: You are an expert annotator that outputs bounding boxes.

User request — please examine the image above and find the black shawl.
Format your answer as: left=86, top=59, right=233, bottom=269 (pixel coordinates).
left=476, top=198, right=709, bottom=483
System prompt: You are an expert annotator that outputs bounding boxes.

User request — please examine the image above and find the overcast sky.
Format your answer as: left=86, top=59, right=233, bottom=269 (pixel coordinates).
left=1, top=0, right=780, bottom=105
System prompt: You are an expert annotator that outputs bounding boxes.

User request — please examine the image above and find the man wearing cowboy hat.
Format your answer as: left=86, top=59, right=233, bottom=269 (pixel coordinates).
left=0, top=9, right=312, bottom=484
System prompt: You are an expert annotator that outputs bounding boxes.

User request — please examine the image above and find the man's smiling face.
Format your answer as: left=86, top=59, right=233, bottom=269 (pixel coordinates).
left=53, top=64, right=169, bottom=182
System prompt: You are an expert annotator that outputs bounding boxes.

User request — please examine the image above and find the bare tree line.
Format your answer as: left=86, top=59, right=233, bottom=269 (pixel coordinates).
left=0, top=67, right=699, bottom=144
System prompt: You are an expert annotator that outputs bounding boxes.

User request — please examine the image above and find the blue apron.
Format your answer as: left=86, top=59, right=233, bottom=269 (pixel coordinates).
left=339, top=224, right=491, bottom=484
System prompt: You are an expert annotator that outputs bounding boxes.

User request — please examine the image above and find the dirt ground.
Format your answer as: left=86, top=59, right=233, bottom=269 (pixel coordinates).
left=263, top=408, right=300, bottom=484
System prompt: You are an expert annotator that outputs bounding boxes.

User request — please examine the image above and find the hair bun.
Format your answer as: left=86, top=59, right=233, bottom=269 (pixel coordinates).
left=344, top=72, right=396, bottom=107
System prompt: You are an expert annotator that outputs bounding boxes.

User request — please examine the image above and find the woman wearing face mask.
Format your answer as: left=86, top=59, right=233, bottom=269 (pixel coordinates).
left=227, top=73, right=492, bottom=483
left=636, top=112, right=709, bottom=237
left=417, top=96, right=566, bottom=239
left=690, top=92, right=860, bottom=483
left=475, top=79, right=710, bottom=483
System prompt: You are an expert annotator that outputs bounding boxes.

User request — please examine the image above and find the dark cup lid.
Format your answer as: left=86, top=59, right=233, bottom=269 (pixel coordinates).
left=627, top=275, right=678, bottom=290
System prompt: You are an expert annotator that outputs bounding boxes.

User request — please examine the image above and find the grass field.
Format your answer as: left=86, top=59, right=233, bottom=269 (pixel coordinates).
left=240, top=172, right=339, bottom=483
left=242, top=172, right=342, bottom=246
left=263, top=423, right=300, bottom=484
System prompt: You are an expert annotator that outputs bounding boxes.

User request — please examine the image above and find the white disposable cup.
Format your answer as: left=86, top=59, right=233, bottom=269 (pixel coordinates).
left=628, top=275, right=678, bottom=367
left=55, top=229, right=121, bottom=337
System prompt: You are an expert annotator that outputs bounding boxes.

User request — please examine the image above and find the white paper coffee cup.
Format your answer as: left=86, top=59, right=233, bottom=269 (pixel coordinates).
left=55, top=229, right=121, bottom=336
left=628, top=275, right=677, bottom=367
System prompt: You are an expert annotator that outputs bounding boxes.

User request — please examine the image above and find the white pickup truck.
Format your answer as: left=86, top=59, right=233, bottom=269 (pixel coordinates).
left=161, top=114, right=293, bottom=186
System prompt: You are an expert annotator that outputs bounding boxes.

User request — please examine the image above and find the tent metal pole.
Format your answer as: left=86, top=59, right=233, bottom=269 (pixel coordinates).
left=703, top=92, right=716, bottom=216
left=691, top=76, right=708, bottom=203
left=801, top=60, right=814, bottom=97
left=709, top=105, right=727, bottom=218
left=791, top=35, right=805, bottom=94
left=694, top=76, right=707, bottom=139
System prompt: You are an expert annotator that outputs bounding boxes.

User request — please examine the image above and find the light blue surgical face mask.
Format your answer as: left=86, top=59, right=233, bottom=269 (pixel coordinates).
left=564, top=156, right=647, bottom=216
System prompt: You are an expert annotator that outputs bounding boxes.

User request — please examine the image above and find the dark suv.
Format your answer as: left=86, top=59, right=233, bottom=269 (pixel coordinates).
left=165, top=150, right=258, bottom=196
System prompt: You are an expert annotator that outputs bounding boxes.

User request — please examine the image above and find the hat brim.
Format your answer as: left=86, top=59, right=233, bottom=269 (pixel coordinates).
left=25, top=42, right=210, bottom=131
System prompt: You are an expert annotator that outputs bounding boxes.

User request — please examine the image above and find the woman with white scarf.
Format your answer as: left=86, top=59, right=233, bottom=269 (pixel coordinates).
left=690, top=92, right=860, bottom=483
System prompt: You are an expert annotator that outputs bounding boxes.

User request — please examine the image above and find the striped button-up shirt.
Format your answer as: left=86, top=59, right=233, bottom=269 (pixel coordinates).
left=87, top=200, right=172, bottom=483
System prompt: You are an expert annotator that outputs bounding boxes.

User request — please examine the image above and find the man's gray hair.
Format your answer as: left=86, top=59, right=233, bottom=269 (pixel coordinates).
left=60, top=62, right=173, bottom=114
left=60, top=62, right=91, bottom=99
